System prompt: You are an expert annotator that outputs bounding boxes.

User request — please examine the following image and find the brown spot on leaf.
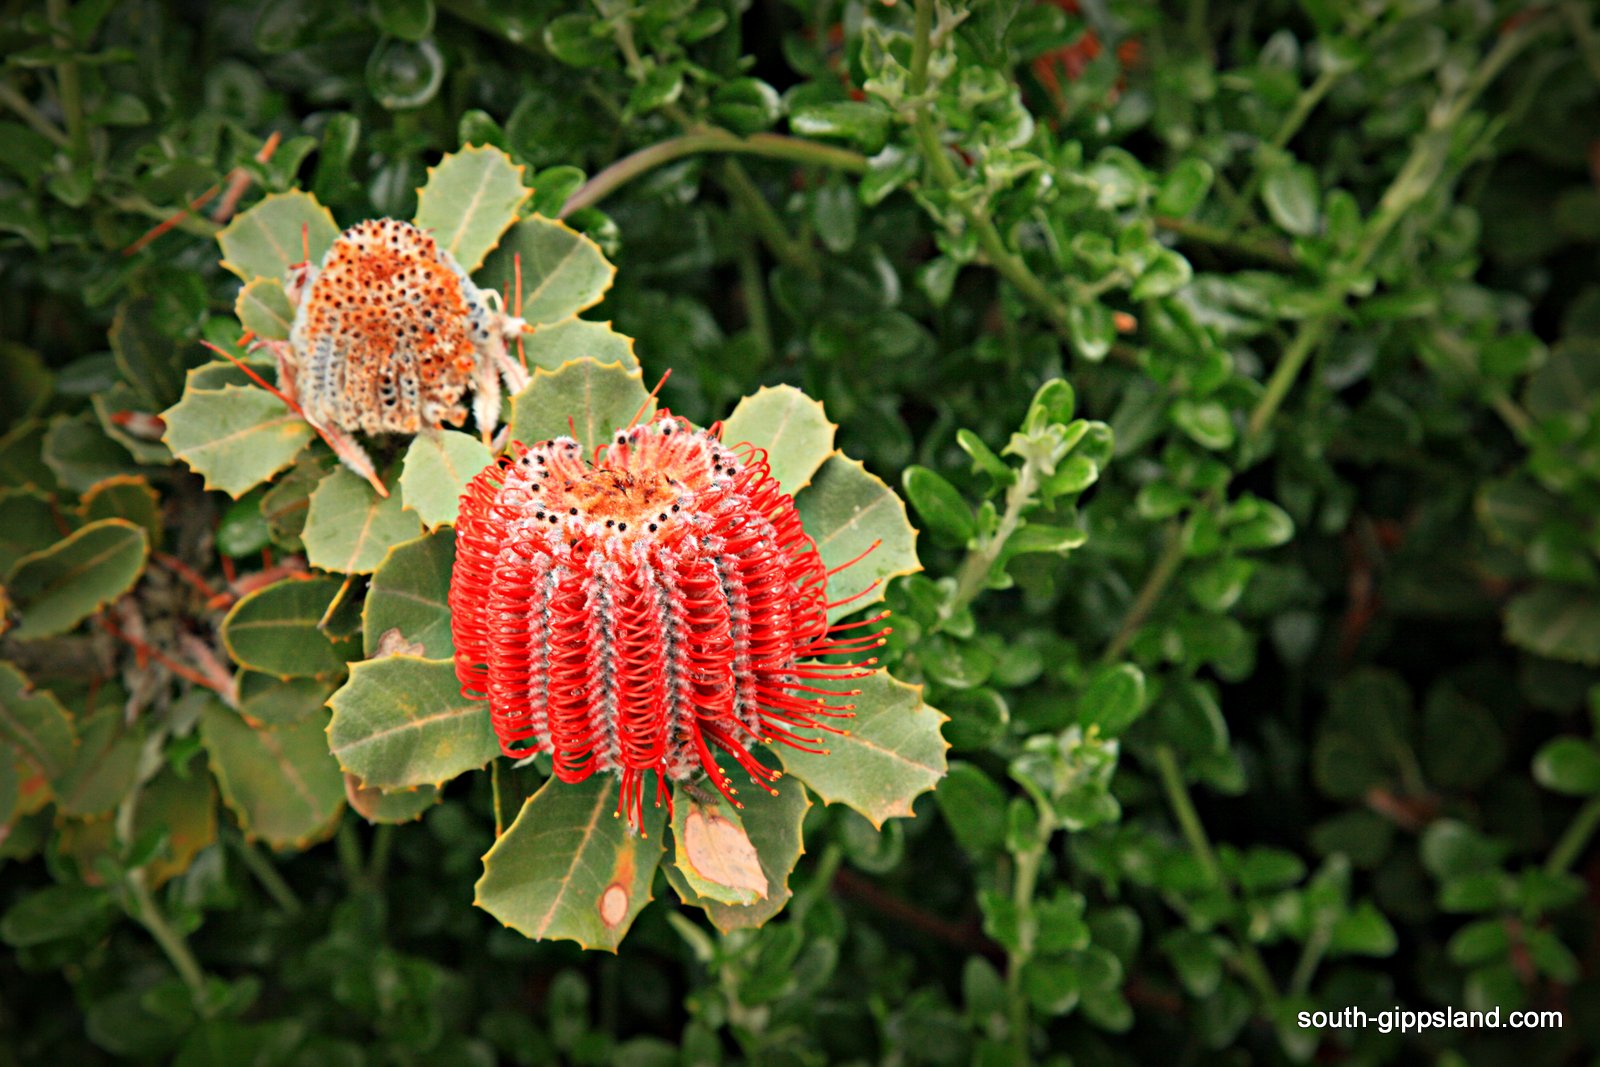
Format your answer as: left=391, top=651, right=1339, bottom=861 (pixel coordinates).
left=684, top=808, right=768, bottom=899
left=599, top=883, right=629, bottom=927
left=372, top=627, right=427, bottom=660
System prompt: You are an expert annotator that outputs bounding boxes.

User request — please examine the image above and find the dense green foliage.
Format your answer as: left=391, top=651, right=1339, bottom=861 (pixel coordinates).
left=6, top=0, right=1600, bottom=1064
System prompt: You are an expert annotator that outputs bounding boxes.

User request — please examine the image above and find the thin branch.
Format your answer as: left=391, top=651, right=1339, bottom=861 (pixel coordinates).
left=1547, top=795, right=1600, bottom=876
left=0, top=81, right=70, bottom=148
left=1155, top=746, right=1281, bottom=1008
left=225, top=830, right=304, bottom=914
left=559, top=131, right=867, bottom=218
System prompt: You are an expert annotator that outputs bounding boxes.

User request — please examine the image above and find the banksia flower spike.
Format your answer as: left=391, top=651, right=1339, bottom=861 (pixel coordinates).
left=450, top=413, right=889, bottom=830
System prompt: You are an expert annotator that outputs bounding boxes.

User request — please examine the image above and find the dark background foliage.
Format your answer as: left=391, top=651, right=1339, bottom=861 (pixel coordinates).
left=5, top=0, right=1600, bottom=1064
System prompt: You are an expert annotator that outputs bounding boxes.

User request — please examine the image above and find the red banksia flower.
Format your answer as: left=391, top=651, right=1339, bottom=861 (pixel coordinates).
left=450, top=414, right=888, bottom=829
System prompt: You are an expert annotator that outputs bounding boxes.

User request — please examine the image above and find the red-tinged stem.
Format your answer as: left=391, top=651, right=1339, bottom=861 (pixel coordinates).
left=100, top=613, right=234, bottom=700
left=199, top=339, right=302, bottom=415
left=152, top=551, right=223, bottom=602
left=125, top=131, right=281, bottom=254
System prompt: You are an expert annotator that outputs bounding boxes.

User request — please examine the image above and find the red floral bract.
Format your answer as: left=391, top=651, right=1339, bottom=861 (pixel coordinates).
left=450, top=414, right=887, bottom=828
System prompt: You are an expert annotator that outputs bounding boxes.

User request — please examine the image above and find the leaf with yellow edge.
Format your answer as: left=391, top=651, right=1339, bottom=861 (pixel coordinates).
left=413, top=145, right=530, bottom=273
left=236, top=277, right=294, bottom=340
left=794, top=454, right=921, bottom=621
left=480, top=216, right=616, bottom=326
left=507, top=358, right=652, bottom=453
left=326, top=655, right=498, bottom=789
left=668, top=786, right=768, bottom=906
left=0, top=663, right=75, bottom=783
left=399, top=430, right=492, bottom=529
left=0, top=487, right=62, bottom=574
left=218, top=190, right=340, bottom=282
left=51, top=698, right=144, bottom=818
left=199, top=699, right=345, bottom=848
left=162, top=385, right=315, bottom=498
left=362, top=530, right=455, bottom=659
left=521, top=317, right=638, bottom=372
left=475, top=774, right=666, bottom=951
left=79, top=475, right=162, bottom=546
left=345, top=773, right=441, bottom=825
left=6, top=519, right=149, bottom=641
left=777, top=670, right=948, bottom=829
left=302, top=468, right=423, bottom=575
left=663, top=763, right=810, bottom=931
left=222, top=575, right=360, bottom=679
left=721, top=385, right=837, bottom=497
left=61, top=768, right=217, bottom=886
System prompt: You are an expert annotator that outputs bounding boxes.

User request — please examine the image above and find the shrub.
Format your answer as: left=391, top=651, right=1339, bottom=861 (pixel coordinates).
left=3, top=1, right=1600, bottom=1064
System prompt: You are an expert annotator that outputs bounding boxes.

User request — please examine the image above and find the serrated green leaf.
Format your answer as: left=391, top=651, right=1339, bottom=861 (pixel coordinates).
left=508, top=359, right=652, bottom=452
left=363, top=529, right=455, bottom=658
left=222, top=576, right=359, bottom=678
left=663, top=761, right=809, bottom=931
left=345, top=773, right=441, bottom=824
left=0, top=663, right=75, bottom=782
left=521, top=317, right=638, bottom=372
left=235, top=278, right=294, bottom=340
left=778, top=670, right=947, bottom=828
left=475, top=774, right=666, bottom=950
left=199, top=699, right=344, bottom=848
left=6, top=519, right=148, bottom=640
left=79, top=475, right=161, bottom=546
left=667, top=787, right=768, bottom=906
left=327, top=656, right=497, bottom=789
left=795, top=455, right=921, bottom=621
left=162, top=385, right=316, bottom=498
left=480, top=216, right=615, bottom=327
left=217, top=190, right=340, bottom=282
left=398, top=430, right=491, bottom=529
left=414, top=145, right=529, bottom=273
left=302, top=468, right=422, bottom=574
left=721, top=385, right=838, bottom=497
